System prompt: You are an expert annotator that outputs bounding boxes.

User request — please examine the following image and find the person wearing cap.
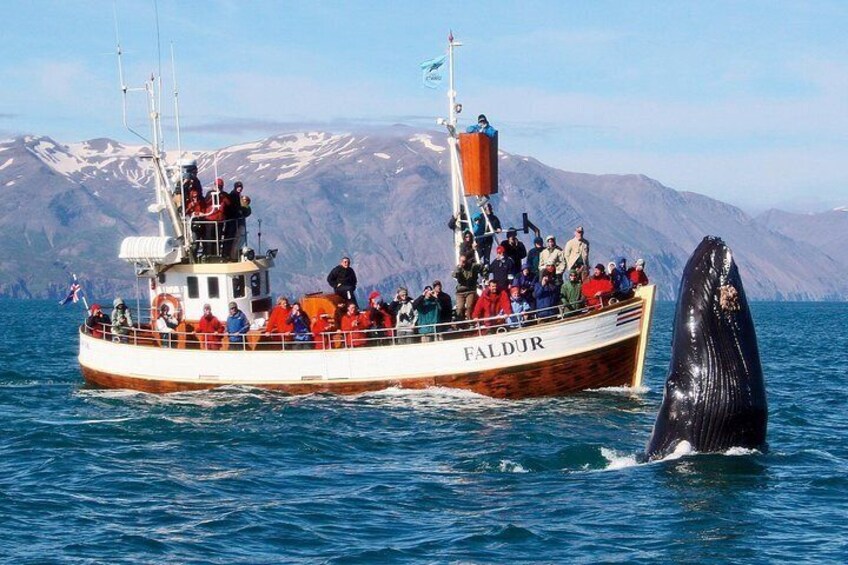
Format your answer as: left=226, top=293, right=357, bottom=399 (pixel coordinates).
left=514, top=263, right=538, bottom=309
left=225, top=301, right=250, bottom=349
left=110, top=297, right=134, bottom=342
left=489, top=245, right=515, bottom=293
left=471, top=279, right=512, bottom=330
left=413, top=286, right=442, bottom=342
left=367, top=291, right=394, bottom=344
left=628, top=258, right=649, bottom=287
left=501, top=228, right=527, bottom=276
left=155, top=303, right=179, bottom=348
left=389, top=286, right=417, bottom=344
left=327, top=256, right=358, bottom=307
left=560, top=269, right=585, bottom=313
left=471, top=202, right=502, bottom=266
left=507, top=285, right=531, bottom=329
left=465, top=114, right=497, bottom=138
left=526, top=236, right=544, bottom=277
left=431, top=280, right=453, bottom=333
left=86, top=304, right=111, bottom=340
left=539, top=235, right=566, bottom=284
left=564, top=226, right=590, bottom=279
left=582, top=264, right=614, bottom=308
left=611, top=257, right=634, bottom=300
left=197, top=303, right=224, bottom=350
left=452, top=254, right=483, bottom=321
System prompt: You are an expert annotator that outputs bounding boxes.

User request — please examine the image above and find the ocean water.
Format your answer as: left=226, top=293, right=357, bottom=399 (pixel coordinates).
left=0, top=300, right=845, bottom=564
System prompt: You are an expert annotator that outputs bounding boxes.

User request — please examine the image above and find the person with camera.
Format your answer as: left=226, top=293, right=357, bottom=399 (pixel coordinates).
left=413, top=286, right=442, bottom=343
left=156, top=303, right=180, bottom=348
left=390, top=287, right=417, bottom=344
left=340, top=302, right=370, bottom=348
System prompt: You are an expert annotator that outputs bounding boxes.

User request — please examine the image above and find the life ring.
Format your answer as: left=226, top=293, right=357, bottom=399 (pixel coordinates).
left=151, top=293, right=183, bottom=323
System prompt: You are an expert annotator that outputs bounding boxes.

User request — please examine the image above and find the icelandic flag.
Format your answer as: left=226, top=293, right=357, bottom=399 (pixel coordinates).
left=59, top=281, right=81, bottom=306
left=420, top=55, right=446, bottom=89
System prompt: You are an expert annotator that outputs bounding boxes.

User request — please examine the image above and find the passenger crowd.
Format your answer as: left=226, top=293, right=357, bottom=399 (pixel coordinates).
left=175, top=160, right=253, bottom=261
left=85, top=219, right=650, bottom=350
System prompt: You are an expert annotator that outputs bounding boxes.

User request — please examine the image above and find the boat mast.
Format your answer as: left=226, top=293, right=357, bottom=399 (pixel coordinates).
left=445, top=32, right=467, bottom=264
left=114, top=9, right=185, bottom=245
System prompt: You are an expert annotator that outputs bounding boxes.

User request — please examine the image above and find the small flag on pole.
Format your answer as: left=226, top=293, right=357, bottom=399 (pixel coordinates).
left=420, top=54, right=447, bottom=89
left=59, top=281, right=81, bottom=306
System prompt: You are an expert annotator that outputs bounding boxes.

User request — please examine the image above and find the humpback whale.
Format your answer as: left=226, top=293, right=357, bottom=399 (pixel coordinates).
left=645, top=236, right=767, bottom=461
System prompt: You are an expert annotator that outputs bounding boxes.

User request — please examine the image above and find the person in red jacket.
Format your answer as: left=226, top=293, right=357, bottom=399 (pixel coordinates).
left=471, top=279, right=512, bottom=329
left=628, top=258, right=649, bottom=287
left=340, top=302, right=370, bottom=347
left=311, top=313, right=336, bottom=350
left=196, top=303, right=224, bottom=350
left=582, top=264, right=615, bottom=308
left=266, top=296, right=294, bottom=347
left=203, top=178, right=231, bottom=256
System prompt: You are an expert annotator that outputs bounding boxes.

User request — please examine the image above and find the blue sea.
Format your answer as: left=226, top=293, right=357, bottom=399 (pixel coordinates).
left=1, top=300, right=845, bottom=563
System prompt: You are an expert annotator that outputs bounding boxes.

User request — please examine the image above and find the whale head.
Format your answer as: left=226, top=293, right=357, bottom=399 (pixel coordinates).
left=645, top=236, right=767, bottom=461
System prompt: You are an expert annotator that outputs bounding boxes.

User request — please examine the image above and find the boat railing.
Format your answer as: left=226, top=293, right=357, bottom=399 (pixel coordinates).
left=186, top=218, right=245, bottom=260
left=81, top=291, right=638, bottom=351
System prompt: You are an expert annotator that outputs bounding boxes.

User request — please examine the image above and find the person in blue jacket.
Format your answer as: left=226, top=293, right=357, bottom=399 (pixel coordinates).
left=611, top=257, right=634, bottom=300
left=226, top=301, right=250, bottom=348
left=466, top=114, right=497, bottom=138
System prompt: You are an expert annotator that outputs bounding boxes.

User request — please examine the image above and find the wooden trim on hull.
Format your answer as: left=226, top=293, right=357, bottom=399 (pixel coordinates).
left=81, top=336, right=640, bottom=399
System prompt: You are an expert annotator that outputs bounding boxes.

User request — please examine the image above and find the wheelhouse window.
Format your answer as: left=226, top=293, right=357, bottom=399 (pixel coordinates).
left=187, top=276, right=199, bottom=299
left=264, top=271, right=270, bottom=295
left=207, top=276, right=220, bottom=299
left=233, top=275, right=246, bottom=298
left=250, top=273, right=261, bottom=297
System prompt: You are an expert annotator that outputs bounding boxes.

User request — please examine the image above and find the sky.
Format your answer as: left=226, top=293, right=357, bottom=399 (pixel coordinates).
left=2, top=0, right=847, bottom=213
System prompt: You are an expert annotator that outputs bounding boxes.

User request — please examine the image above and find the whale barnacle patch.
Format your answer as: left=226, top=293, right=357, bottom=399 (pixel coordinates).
left=719, top=284, right=741, bottom=314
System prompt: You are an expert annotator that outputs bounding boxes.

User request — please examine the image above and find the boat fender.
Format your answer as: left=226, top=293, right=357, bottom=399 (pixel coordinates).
left=151, top=293, right=183, bottom=323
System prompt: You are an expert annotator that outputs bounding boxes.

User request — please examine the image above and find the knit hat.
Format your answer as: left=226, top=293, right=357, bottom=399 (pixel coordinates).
left=496, top=245, right=506, bottom=254
left=546, top=234, right=555, bottom=242
left=215, top=178, right=224, bottom=187
left=234, top=181, right=243, bottom=189
left=595, top=263, right=605, bottom=272
left=477, top=114, right=488, bottom=123
left=534, top=236, right=543, bottom=245
left=369, top=291, right=381, bottom=302
left=506, top=228, right=517, bottom=238
left=569, top=269, right=578, bottom=276
left=636, top=258, right=645, bottom=267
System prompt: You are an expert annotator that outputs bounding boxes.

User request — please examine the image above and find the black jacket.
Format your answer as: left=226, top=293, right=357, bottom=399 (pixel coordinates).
left=327, top=265, right=357, bottom=290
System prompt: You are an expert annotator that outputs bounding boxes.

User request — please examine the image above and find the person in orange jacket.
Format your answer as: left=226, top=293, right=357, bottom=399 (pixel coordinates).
left=266, top=296, right=294, bottom=345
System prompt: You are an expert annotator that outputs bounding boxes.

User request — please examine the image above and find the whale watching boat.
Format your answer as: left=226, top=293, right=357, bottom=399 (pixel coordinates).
left=78, top=36, right=656, bottom=398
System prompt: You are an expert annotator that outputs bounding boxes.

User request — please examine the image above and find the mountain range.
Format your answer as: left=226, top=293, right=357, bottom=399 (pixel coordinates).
left=0, top=129, right=845, bottom=301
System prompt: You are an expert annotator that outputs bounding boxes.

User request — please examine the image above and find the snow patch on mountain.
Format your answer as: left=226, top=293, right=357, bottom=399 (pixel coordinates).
left=408, top=133, right=445, bottom=153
